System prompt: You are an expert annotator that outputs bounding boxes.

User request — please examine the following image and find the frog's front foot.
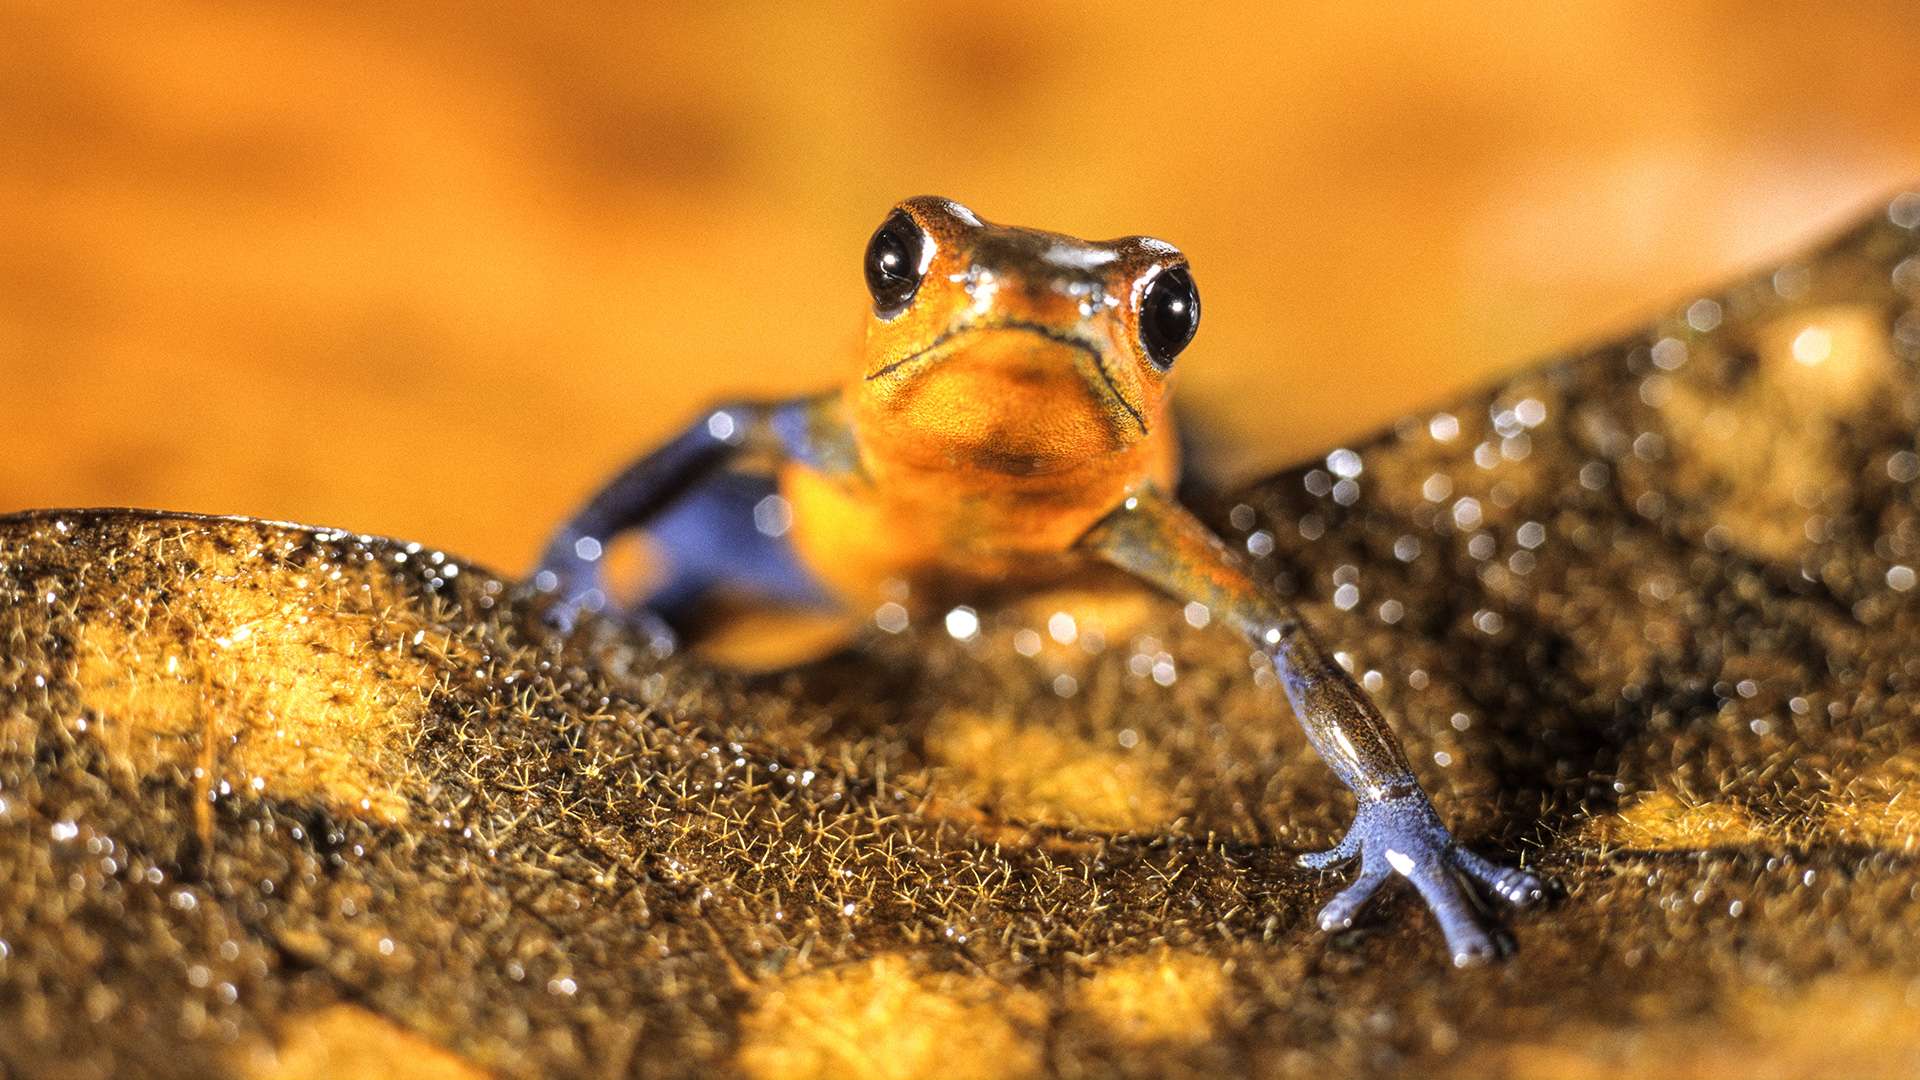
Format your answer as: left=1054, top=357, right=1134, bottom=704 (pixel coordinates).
left=532, top=565, right=605, bottom=631
left=531, top=566, right=678, bottom=656
left=1299, top=792, right=1542, bottom=966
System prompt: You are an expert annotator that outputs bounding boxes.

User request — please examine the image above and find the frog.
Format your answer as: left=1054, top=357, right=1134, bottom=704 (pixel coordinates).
left=533, top=195, right=1543, bottom=965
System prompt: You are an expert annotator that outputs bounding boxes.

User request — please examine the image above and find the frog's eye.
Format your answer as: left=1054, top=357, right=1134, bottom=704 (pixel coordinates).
left=1139, top=266, right=1200, bottom=369
left=864, top=210, right=929, bottom=318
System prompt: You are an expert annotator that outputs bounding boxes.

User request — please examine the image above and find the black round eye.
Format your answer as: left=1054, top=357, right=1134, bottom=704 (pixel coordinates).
left=1139, top=266, right=1200, bottom=369
left=864, top=210, right=927, bottom=317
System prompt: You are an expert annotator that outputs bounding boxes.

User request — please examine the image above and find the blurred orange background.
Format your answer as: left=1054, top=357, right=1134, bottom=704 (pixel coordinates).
left=3, top=3, right=1917, bottom=573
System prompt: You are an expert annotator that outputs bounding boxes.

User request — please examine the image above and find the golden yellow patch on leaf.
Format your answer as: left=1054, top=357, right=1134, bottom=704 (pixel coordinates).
left=1003, top=585, right=1161, bottom=654
left=737, top=955, right=1044, bottom=1080
left=1072, top=948, right=1227, bottom=1045
left=249, top=1005, right=489, bottom=1080
left=1587, top=790, right=1778, bottom=850
left=1662, top=304, right=1893, bottom=562
left=1826, top=756, right=1920, bottom=853
left=927, top=710, right=1179, bottom=833
left=70, top=533, right=467, bottom=822
left=1456, top=974, right=1920, bottom=1080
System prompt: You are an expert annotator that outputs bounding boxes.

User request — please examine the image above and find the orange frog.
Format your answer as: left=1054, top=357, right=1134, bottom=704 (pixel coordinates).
left=536, top=196, right=1541, bottom=964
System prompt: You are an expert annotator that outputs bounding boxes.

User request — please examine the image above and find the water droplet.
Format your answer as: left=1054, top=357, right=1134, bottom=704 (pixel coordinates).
left=1890, top=191, right=1920, bottom=229
left=874, top=602, right=909, bottom=633
left=1773, top=265, right=1811, bottom=299
left=944, top=606, right=980, bottom=640
left=1685, top=298, right=1723, bottom=332
left=1651, top=337, right=1688, bottom=370
left=752, top=494, right=793, bottom=537
left=1327, top=448, right=1363, bottom=479
left=1452, top=498, right=1483, bottom=530
left=1791, top=326, right=1832, bottom=366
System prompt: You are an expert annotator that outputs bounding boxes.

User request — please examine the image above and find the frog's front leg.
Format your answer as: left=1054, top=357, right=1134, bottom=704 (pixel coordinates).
left=1079, top=488, right=1541, bottom=965
left=533, top=395, right=841, bottom=639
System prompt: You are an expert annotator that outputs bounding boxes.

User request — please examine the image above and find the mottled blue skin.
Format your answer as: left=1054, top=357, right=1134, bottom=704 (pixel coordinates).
left=533, top=401, right=829, bottom=648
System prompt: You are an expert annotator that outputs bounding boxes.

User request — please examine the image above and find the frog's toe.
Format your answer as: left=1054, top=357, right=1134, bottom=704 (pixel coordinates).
left=532, top=571, right=607, bottom=632
left=530, top=575, right=677, bottom=654
left=588, top=600, right=680, bottom=657
left=1296, top=829, right=1361, bottom=870
left=623, top=607, right=680, bottom=657
left=1315, top=862, right=1391, bottom=931
left=1441, top=922, right=1501, bottom=968
left=1404, top=861, right=1503, bottom=967
left=1451, top=847, right=1544, bottom=909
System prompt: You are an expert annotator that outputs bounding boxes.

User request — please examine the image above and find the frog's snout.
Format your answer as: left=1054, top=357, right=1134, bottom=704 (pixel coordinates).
left=868, top=324, right=1148, bottom=468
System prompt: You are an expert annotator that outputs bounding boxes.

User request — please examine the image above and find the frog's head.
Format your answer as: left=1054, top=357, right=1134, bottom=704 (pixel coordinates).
left=853, top=196, right=1199, bottom=476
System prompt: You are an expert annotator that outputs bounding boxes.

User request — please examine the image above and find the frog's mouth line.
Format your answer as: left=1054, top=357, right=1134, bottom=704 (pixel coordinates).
left=865, top=321, right=1148, bottom=435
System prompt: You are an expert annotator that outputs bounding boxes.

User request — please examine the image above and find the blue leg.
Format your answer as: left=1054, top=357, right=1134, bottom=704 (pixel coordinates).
left=644, top=470, right=831, bottom=628
left=1081, top=488, right=1542, bottom=966
left=534, top=396, right=845, bottom=644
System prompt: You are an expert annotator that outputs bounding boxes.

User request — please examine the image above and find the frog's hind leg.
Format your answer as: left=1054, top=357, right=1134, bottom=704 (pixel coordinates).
left=643, top=469, right=832, bottom=630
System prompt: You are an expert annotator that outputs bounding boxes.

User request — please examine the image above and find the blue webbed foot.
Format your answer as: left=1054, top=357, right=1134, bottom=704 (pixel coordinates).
left=1299, top=793, right=1542, bottom=966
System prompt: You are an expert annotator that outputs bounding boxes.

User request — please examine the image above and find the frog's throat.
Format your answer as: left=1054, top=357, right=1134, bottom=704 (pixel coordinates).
left=863, top=321, right=1147, bottom=435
